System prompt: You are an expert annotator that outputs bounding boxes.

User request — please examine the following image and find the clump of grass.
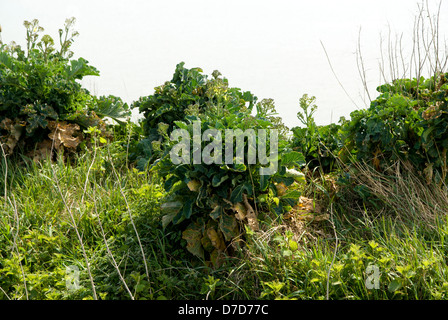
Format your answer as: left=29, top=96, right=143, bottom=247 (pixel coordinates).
left=346, top=160, right=448, bottom=232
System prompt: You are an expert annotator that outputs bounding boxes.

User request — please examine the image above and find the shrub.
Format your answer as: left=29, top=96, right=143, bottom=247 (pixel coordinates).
left=138, top=65, right=304, bottom=266
left=130, top=62, right=275, bottom=170
left=0, top=18, right=130, bottom=160
left=341, top=73, right=448, bottom=184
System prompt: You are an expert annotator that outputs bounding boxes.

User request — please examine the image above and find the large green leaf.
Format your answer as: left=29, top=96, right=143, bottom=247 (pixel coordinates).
left=280, top=151, right=306, bottom=168
left=388, top=280, right=402, bottom=293
left=65, top=57, right=99, bottom=80
left=160, top=201, right=183, bottom=229
left=93, top=95, right=130, bottom=124
left=182, top=197, right=195, bottom=219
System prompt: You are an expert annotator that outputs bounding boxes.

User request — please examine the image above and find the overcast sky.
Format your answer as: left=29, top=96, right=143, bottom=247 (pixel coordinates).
left=1, top=0, right=447, bottom=128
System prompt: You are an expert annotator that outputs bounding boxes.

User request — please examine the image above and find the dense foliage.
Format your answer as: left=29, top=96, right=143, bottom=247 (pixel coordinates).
left=131, top=62, right=288, bottom=170
left=341, top=73, right=448, bottom=184
left=136, top=65, right=305, bottom=265
left=0, top=18, right=130, bottom=159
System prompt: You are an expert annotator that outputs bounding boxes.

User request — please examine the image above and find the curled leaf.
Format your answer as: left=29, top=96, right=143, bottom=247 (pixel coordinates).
left=0, top=118, right=25, bottom=154
left=275, top=182, right=287, bottom=196
left=232, top=202, right=247, bottom=221
left=48, top=121, right=82, bottom=150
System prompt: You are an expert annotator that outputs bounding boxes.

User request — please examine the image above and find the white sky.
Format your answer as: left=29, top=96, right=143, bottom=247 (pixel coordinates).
left=1, top=0, right=447, bottom=128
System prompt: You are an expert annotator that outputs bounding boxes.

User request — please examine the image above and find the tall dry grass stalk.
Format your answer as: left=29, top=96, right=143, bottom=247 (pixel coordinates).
left=350, top=160, right=448, bottom=230
left=357, top=0, right=448, bottom=102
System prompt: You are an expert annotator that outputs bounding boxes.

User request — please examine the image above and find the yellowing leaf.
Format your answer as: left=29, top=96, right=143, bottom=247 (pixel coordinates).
left=232, top=202, right=246, bottom=220
left=209, top=249, right=224, bottom=269
left=243, top=194, right=259, bottom=231
left=423, top=163, right=433, bottom=185
left=206, top=227, right=226, bottom=252
left=276, top=182, right=287, bottom=196
left=0, top=118, right=25, bottom=155
left=187, top=179, right=201, bottom=192
left=182, top=223, right=204, bottom=259
left=201, top=233, right=215, bottom=253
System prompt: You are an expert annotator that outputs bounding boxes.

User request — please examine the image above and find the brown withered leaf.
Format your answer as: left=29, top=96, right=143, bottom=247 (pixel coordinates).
left=209, top=249, right=225, bottom=269
left=187, top=179, right=201, bottom=192
left=182, top=222, right=205, bottom=259
left=297, top=196, right=321, bottom=213
left=275, top=182, right=287, bottom=196
left=0, top=118, right=13, bottom=130
left=423, top=162, right=433, bottom=185
left=201, top=232, right=215, bottom=253
left=48, top=121, right=81, bottom=150
left=0, top=118, right=25, bottom=155
left=219, top=213, right=239, bottom=242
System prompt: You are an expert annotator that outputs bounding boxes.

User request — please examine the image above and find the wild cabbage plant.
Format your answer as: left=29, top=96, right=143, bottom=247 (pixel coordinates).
left=0, top=18, right=130, bottom=159
left=146, top=66, right=305, bottom=265
left=341, top=73, right=448, bottom=184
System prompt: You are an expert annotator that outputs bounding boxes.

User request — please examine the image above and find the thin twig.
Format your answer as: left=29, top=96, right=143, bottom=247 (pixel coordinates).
left=320, top=40, right=359, bottom=109
left=80, top=136, right=98, bottom=205
left=356, top=27, right=372, bottom=105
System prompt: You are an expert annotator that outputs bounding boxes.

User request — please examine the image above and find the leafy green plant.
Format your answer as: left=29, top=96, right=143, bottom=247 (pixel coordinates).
left=0, top=18, right=130, bottom=159
left=290, top=94, right=344, bottom=172
left=131, top=62, right=290, bottom=170
left=341, top=73, right=448, bottom=184
left=141, top=66, right=305, bottom=265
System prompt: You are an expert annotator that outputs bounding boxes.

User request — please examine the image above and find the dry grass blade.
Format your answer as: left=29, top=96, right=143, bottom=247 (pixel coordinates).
left=326, top=203, right=339, bottom=300
left=351, top=160, right=448, bottom=230
left=1, top=141, right=7, bottom=204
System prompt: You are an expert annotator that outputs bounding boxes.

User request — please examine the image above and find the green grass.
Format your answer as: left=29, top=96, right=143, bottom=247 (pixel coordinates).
left=1, top=142, right=448, bottom=300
